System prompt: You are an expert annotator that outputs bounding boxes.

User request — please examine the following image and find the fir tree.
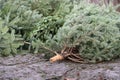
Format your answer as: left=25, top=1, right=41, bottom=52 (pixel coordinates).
left=53, top=1, right=120, bottom=63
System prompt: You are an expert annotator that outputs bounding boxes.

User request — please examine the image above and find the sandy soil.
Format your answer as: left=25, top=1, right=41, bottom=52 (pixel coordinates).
left=0, top=54, right=120, bottom=80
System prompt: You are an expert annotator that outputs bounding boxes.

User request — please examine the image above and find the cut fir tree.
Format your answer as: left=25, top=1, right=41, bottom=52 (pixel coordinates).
left=49, top=1, right=120, bottom=63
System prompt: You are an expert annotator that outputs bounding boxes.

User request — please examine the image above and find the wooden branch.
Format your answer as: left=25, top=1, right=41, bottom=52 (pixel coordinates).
left=50, top=54, right=64, bottom=63
left=40, top=45, right=58, bottom=55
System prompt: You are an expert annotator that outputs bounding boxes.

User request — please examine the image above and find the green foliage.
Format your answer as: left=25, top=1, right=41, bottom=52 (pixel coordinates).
left=0, top=18, right=23, bottom=56
left=0, top=0, right=120, bottom=63
left=30, top=0, right=74, bottom=53
left=31, top=16, right=65, bottom=53
left=0, top=0, right=73, bottom=55
left=34, top=0, right=73, bottom=16
left=54, top=1, right=120, bottom=63
left=0, top=0, right=42, bottom=40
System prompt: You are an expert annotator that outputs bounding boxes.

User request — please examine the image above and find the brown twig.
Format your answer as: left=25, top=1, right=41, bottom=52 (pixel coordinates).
left=67, top=56, right=84, bottom=63
left=40, top=45, right=58, bottom=55
left=24, top=41, right=58, bottom=55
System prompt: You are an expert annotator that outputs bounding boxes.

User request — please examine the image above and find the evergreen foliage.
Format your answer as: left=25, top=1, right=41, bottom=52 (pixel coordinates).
left=0, top=0, right=120, bottom=63
left=0, top=18, right=23, bottom=56
left=0, top=0, right=73, bottom=55
left=54, top=1, right=120, bottom=63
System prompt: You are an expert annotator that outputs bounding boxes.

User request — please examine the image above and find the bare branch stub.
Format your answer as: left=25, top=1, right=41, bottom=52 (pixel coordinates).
left=60, top=46, right=84, bottom=63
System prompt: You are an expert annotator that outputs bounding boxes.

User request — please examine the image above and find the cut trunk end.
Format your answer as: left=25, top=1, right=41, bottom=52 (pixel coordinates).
left=50, top=54, right=64, bottom=63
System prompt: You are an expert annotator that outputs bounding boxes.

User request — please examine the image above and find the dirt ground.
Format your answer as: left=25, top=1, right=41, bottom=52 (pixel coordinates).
left=0, top=54, right=120, bottom=80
